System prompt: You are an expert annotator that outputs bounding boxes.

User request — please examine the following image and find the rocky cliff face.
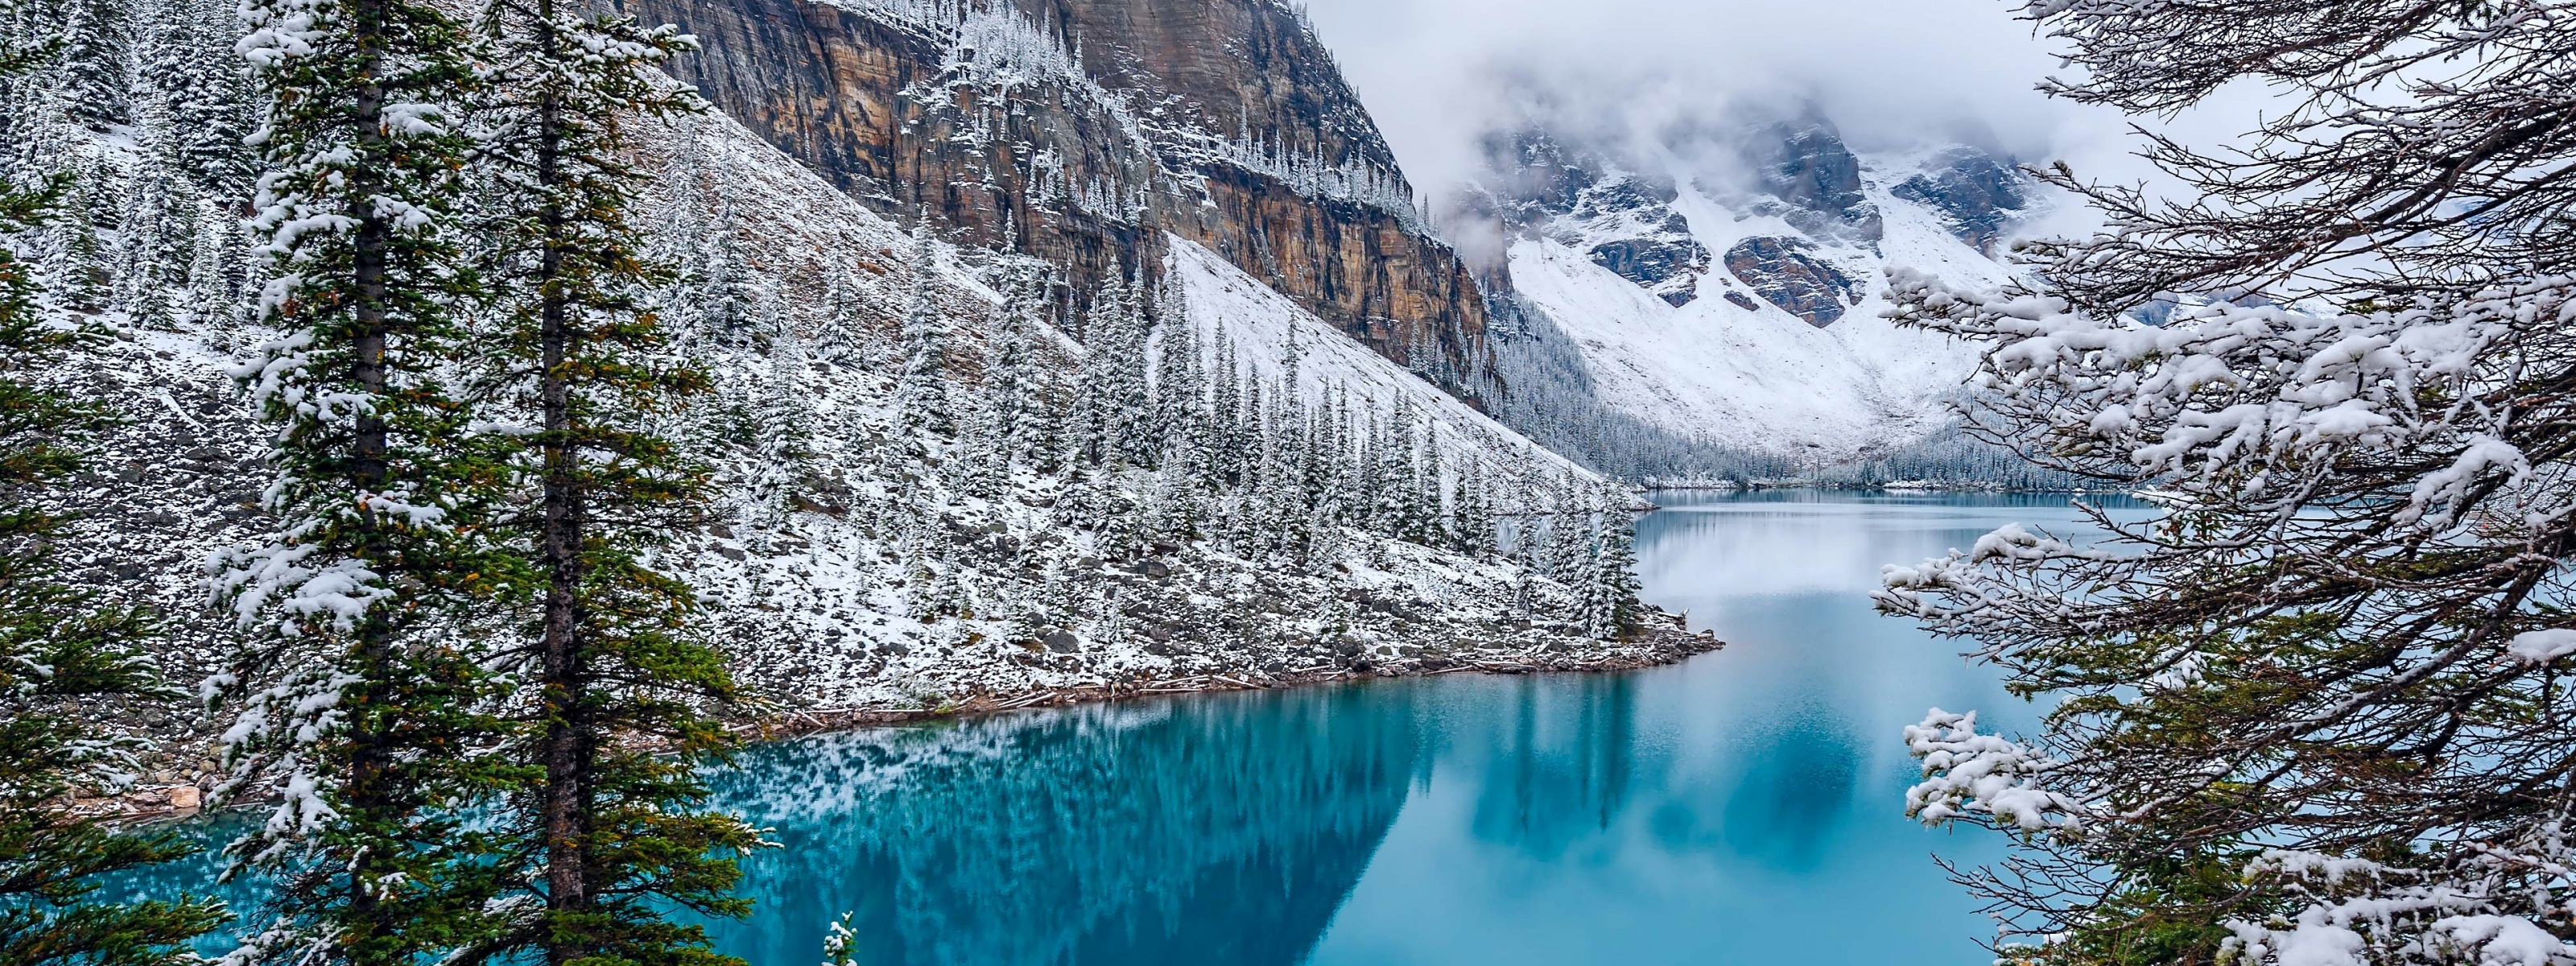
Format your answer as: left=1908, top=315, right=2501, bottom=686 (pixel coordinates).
left=1742, top=122, right=1881, bottom=244
left=617, top=0, right=1491, bottom=388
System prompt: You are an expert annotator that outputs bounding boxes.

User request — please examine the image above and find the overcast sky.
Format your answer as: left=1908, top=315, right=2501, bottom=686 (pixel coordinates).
left=1296, top=0, right=2211, bottom=204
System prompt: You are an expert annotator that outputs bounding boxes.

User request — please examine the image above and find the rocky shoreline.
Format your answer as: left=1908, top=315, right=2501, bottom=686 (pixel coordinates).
left=738, top=614, right=1724, bottom=740
left=99, top=613, right=1721, bottom=822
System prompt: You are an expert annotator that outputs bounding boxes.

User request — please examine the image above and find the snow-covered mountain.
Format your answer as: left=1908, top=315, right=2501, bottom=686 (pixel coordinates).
left=1467, top=122, right=2040, bottom=460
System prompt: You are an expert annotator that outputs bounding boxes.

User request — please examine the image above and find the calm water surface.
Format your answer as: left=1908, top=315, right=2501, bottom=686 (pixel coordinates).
left=130, top=491, right=2145, bottom=964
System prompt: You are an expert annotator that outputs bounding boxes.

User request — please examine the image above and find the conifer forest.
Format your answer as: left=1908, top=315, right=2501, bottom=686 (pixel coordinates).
left=2, top=0, right=2572, bottom=964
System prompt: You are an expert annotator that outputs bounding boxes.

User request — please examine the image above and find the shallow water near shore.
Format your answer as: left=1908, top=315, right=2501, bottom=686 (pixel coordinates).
left=113, top=490, right=2145, bottom=964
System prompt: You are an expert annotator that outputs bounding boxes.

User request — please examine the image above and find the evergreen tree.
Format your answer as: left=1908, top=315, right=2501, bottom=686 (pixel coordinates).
left=51, top=0, right=126, bottom=130
left=205, top=0, right=520, bottom=961
left=1373, top=401, right=1417, bottom=539
left=1451, top=460, right=1494, bottom=556
left=1542, top=478, right=1591, bottom=580
left=815, top=263, right=865, bottom=365
left=749, top=332, right=816, bottom=518
left=1066, top=274, right=1125, bottom=468
left=183, top=200, right=247, bottom=324
left=114, top=142, right=189, bottom=328
left=1410, top=427, right=1443, bottom=546
left=895, top=226, right=952, bottom=437
left=1206, top=329, right=1242, bottom=484
left=0, top=67, right=223, bottom=964
left=1150, top=280, right=1200, bottom=457
left=980, top=266, right=1041, bottom=469
left=36, top=163, right=108, bottom=314
left=1106, top=273, right=1152, bottom=467
left=465, top=2, right=763, bottom=961
left=1881, top=4, right=2576, bottom=963
left=174, top=0, right=259, bottom=196
left=1577, top=488, right=1641, bottom=640
left=683, top=205, right=753, bottom=344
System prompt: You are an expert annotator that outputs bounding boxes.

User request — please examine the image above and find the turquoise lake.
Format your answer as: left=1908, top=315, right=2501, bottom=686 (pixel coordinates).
left=120, top=490, right=2141, bottom=964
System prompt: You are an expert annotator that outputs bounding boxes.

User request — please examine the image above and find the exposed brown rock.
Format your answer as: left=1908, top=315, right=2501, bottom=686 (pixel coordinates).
left=1724, top=236, right=1857, bottom=328
left=619, top=0, right=1492, bottom=384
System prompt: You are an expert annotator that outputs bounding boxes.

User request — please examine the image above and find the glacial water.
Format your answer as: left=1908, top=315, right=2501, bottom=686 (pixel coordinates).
left=114, top=489, right=2145, bottom=964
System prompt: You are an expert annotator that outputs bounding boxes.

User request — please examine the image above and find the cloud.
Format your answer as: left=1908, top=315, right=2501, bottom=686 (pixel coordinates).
left=1297, top=0, right=2143, bottom=199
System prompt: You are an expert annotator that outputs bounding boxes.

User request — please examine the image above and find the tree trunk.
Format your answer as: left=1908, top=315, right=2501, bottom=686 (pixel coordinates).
left=529, top=4, right=594, bottom=960
left=345, top=0, right=391, bottom=939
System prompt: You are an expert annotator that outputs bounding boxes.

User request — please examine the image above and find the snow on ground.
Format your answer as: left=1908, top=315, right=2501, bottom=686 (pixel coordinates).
left=49, top=86, right=1698, bottom=789
left=1501, top=150, right=2014, bottom=460
left=1166, top=236, right=1591, bottom=483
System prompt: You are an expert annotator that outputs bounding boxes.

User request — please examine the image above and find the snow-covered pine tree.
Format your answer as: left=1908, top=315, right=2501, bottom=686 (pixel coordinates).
left=168, top=0, right=258, bottom=196
left=50, top=0, right=126, bottom=129
left=989, top=266, right=1060, bottom=465
left=1582, top=485, right=1641, bottom=639
left=1410, top=425, right=1443, bottom=546
left=463, top=2, right=761, bottom=961
left=1877, top=6, right=2576, bottom=964
left=1150, top=282, right=1201, bottom=460
left=1022, top=303, right=1070, bottom=476
left=1206, top=328, right=1242, bottom=484
left=686, top=204, right=755, bottom=342
left=1569, top=530, right=1608, bottom=638
left=1158, top=422, right=1208, bottom=544
left=0, top=68, right=222, bottom=963
left=751, top=331, right=818, bottom=517
left=1350, top=407, right=1381, bottom=530
left=815, top=262, right=865, bottom=365
left=1543, top=477, right=1591, bottom=580
left=896, top=225, right=952, bottom=437
left=113, top=142, right=188, bottom=328
left=1108, top=271, right=1153, bottom=467
left=36, top=167, right=105, bottom=313
left=182, top=199, right=246, bottom=324
left=1311, top=383, right=1348, bottom=518
left=1373, top=399, right=1417, bottom=539
left=1255, top=424, right=1308, bottom=564
left=1451, top=459, right=1494, bottom=556
left=1064, top=273, right=1115, bottom=467
left=205, top=0, right=518, bottom=960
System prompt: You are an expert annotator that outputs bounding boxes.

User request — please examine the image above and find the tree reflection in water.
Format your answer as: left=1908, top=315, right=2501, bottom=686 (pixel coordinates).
left=704, top=685, right=1425, bottom=966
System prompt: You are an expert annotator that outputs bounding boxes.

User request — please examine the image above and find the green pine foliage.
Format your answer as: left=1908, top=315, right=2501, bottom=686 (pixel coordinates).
left=0, top=85, right=223, bottom=966
left=204, top=0, right=526, bottom=962
left=464, top=1, right=763, bottom=960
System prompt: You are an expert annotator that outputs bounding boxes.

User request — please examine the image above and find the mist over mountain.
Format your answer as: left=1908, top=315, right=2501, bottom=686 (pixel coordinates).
left=1298, top=0, right=2091, bottom=202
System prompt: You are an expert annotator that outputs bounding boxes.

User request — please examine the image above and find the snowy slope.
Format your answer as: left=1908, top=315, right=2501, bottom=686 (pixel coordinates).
left=28, top=78, right=1703, bottom=794
left=1480, top=128, right=2036, bottom=460
left=1166, top=237, right=1589, bottom=485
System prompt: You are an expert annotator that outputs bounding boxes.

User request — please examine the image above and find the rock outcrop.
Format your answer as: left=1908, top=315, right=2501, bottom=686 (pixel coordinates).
left=1466, top=130, right=1708, bottom=306
left=1891, top=146, right=2028, bottom=254
left=1722, top=237, right=1857, bottom=327
left=1743, top=122, right=1881, bottom=243
left=618, top=0, right=1492, bottom=387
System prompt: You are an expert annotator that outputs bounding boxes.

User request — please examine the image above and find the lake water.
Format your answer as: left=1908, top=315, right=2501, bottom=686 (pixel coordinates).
left=121, top=490, right=2138, bottom=964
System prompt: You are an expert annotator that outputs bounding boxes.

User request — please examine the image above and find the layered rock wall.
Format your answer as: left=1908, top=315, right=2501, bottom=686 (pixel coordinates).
left=617, top=0, right=1492, bottom=385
